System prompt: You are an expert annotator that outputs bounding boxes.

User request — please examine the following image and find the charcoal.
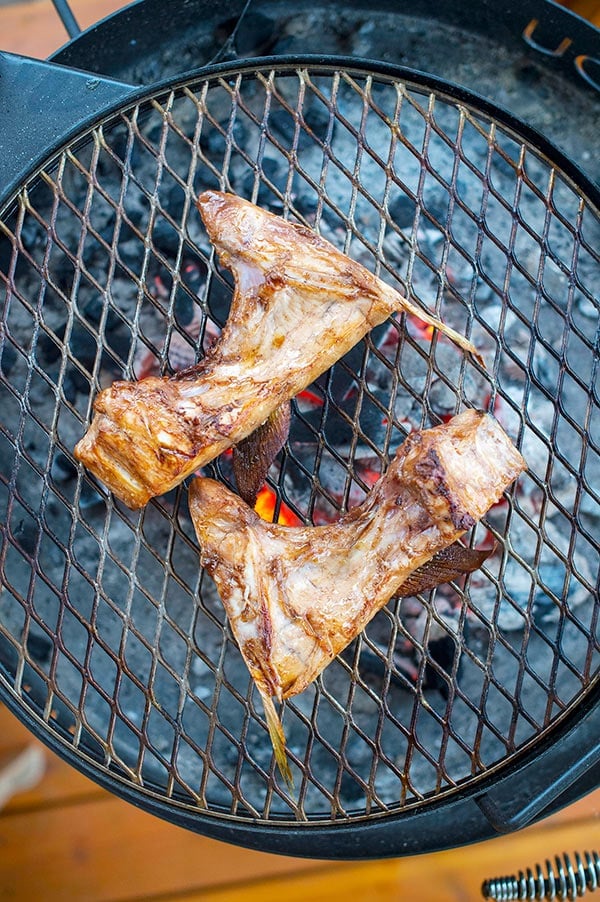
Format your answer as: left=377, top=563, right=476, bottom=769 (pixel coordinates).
left=239, top=157, right=289, bottom=209
left=51, top=451, right=77, bottom=483
left=11, top=517, right=39, bottom=556
left=421, top=189, right=452, bottom=228
left=0, top=341, right=17, bottom=377
left=388, top=194, right=416, bottom=229
left=26, top=629, right=53, bottom=664
left=205, top=268, right=232, bottom=326
left=163, top=182, right=186, bottom=222
left=36, top=320, right=97, bottom=370
left=214, top=12, right=267, bottom=57
left=423, top=635, right=459, bottom=699
left=61, top=371, right=87, bottom=404
left=231, top=11, right=278, bottom=57
left=151, top=217, right=181, bottom=256
left=302, top=102, right=333, bottom=144
left=80, top=295, right=105, bottom=325
left=19, top=217, right=46, bottom=252
left=172, top=284, right=198, bottom=327
left=0, top=61, right=597, bottom=826
left=268, top=107, right=329, bottom=153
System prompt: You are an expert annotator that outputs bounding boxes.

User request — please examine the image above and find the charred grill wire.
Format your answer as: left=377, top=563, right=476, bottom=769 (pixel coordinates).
left=0, top=62, right=599, bottom=850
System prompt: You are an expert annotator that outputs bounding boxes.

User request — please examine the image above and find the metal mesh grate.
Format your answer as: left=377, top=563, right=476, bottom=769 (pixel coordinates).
left=0, top=63, right=599, bottom=827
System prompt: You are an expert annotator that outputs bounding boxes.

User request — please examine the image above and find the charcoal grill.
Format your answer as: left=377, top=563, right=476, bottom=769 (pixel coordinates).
left=0, top=0, right=599, bottom=859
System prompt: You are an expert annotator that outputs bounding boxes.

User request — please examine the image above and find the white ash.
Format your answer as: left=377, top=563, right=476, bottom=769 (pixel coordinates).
left=0, top=67, right=598, bottom=821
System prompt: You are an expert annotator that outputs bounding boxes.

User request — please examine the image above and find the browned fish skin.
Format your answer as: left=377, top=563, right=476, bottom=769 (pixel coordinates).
left=74, top=191, right=479, bottom=509
left=189, top=409, right=526, bottom=702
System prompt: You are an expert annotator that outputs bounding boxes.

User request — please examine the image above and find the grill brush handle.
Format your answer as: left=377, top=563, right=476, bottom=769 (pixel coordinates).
left=0, top=52, right=136, bottom=207
left=482, top=851, right=600, bottom=900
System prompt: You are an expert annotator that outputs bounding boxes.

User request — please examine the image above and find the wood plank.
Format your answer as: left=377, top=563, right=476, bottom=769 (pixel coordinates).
left=0, top=793, right=327, bottom=902
left=0, top=703, right=36, bottom=752
left=1, top=703, right=599, bottom=900
left=0, top=0, right=124, bottom=58
left=0, top=704, right=104, bottom=811
left=562, top=0, right=600, bottom=26
left=0, top=701, right=70, bottom=755
left=0, top=3, right=599, bottom=900
left=0, top=762, right=598, bottom=902
left=0, top=743, right=104, bottom=812
left=163, top=812, right=600, bottom=902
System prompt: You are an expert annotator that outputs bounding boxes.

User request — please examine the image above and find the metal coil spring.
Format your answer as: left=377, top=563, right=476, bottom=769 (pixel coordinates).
left=482, top=851, right=600, bottom=900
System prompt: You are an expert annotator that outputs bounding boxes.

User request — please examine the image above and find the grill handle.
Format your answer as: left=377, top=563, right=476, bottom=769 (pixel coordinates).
left=51, top=0, right=81, bottom=39
left=475, top=699, right=600, bottom=833
left=0, top=52, right=136, bottom=206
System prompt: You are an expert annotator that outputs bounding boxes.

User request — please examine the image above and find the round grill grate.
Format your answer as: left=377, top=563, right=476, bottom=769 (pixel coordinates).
left=0, top=61, right=598, bottom=851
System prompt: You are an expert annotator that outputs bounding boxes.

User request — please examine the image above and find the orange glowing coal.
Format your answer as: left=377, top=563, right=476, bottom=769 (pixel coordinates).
left=254, top=486, right=301, bottom=526
left=408, top=314, right=435, bottom=341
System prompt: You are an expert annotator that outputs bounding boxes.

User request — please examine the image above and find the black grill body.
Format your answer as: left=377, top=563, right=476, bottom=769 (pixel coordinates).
left=0, top=1, right=598, bottom=859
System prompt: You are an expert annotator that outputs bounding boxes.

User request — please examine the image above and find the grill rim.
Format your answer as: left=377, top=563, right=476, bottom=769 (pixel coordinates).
left=1, top=54, right=600, bottom=215
left=1, top=54, right=599, bottom=857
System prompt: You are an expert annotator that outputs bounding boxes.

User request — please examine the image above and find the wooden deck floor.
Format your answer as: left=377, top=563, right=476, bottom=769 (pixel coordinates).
left=1, top=1, right=599, bottom=898
left=1, top=701, right=599, bottom=901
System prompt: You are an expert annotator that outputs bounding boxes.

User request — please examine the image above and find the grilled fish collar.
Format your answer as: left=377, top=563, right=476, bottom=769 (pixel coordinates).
left=189, top=409, right=526, bottom=780
left=74, top=191, right=480, bottom=508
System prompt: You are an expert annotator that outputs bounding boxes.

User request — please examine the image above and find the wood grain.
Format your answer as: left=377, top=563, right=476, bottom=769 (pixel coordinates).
left=1, top=704, right=599, bottom=902
left=181, top=819, right=600, bottom=902
left=0, top=707, right=326, bottom=901
left=0, top=0, right=124, bottom=58
left=0, top=791, right=326, bottom=902
left=186, top=817, right=600, bottom=902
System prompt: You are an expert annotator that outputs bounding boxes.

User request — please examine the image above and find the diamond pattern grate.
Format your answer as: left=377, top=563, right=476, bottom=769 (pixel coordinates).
left=0, top=63, right=598, bottom=827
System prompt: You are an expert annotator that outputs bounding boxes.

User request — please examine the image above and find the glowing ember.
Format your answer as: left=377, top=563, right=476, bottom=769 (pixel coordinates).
left=254, top=485, right=301, bottom=525
left=408, top=314, right=435, bottom=342
left=296, top=387, right=325, bottom=410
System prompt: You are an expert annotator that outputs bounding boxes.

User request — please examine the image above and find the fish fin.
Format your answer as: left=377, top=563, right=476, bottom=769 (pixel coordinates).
left=260, top=690, right=294, bottom=791
left=233, top=402, right=291, bottom=506
left=395, top=298, right=485, bottom=368
left=397, top=542, right=494, bottom=597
